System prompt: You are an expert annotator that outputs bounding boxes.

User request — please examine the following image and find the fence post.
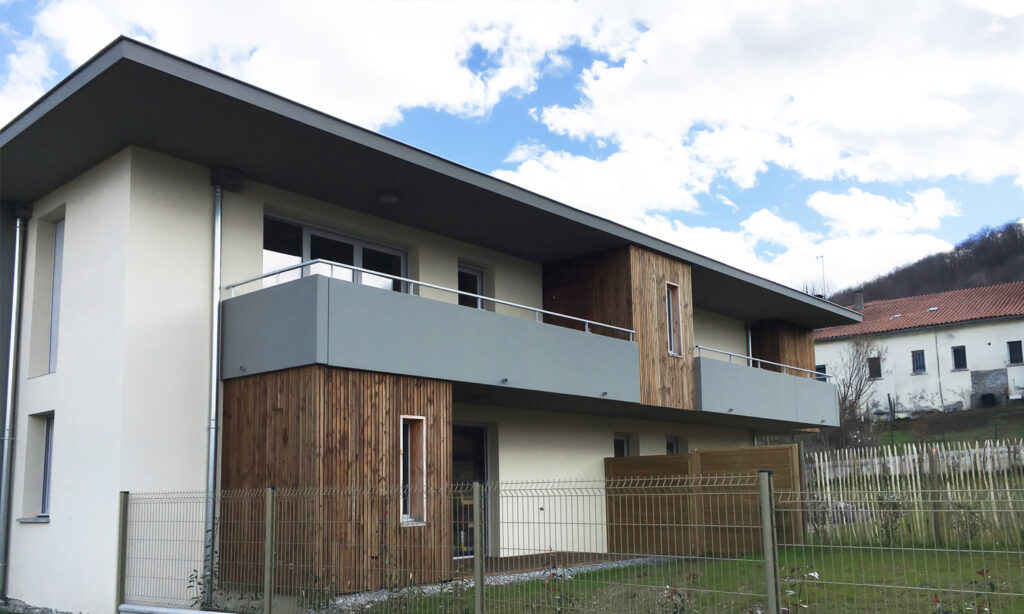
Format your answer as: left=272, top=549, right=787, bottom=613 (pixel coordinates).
left=928, top=448, right=944, bottom=547
left=758, top=471, right=781, bottom=614
left=473, top=481, right=485, bottom=614
left=114, top=491, right=129, bottom=614
left=263, top=486, right=276, bottom=614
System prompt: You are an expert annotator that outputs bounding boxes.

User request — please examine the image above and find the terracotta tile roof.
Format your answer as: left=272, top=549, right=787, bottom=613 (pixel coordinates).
left=815, top=281, right=1024, bottom=341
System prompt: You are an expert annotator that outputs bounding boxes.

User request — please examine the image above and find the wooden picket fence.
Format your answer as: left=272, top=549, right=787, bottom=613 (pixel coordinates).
left=800, top=439, right=1024, bottom=547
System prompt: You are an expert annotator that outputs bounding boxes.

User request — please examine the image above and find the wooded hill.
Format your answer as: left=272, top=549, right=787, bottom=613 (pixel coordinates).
left=829, top=220, right=1024, bottom=305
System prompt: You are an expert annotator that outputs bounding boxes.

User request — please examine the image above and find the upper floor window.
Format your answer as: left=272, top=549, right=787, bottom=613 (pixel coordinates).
left=867, top=356, right=882, bottom=379
left=911, top=350, right=926, bottom=374
left=457, top=264, right=484, bottom=309
left=613, top=432, right=635, bottom=458
left=666, top=283, right=681, bottom=356
left=1009, top=340, right=1023, bottom=365
left=815, top=364, right=827, bottom=382
left=951, top=346, right=967, bottom=370
left=666, top=435, right=681, bottom=455
left=263, top=217, right=405, bottom=291
left=48, top=220, right=64, bottom=374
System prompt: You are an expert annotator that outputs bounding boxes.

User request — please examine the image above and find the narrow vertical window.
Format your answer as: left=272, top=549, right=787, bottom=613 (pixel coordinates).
left=1009, top=340, right=1023, bottom=365
left=815, top=364, right=828, bottom=382
left=951, top=346, right=967, bottom=370
left=400, top=416, right=425, bottom=523
left=48, top=220, right=64, bottom=374
left=666, top=283, right=681, bottom=355
left=613, top=433, right=633, bottom=458
left=911, top=350, right=926, bottom=374
left=457, top=265, right=484, bottom=309
left=666, top=436, right=680, bottom=455
left=40, top=416, right=54, bottom=516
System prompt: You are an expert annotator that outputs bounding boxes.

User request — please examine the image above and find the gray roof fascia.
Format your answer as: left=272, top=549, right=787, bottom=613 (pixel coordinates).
left=2, top=36, right=859, bottom=325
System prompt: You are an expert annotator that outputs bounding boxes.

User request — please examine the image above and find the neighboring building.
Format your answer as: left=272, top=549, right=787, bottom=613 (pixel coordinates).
left=0, top=38, right=858, bottom=612
left=815, top=283, right=1024, bottom=419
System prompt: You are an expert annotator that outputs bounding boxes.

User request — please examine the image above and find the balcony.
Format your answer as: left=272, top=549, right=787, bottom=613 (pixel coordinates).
left=694, top=346, right=839, bottom=427
left=220, top=260, right=641, bottom=402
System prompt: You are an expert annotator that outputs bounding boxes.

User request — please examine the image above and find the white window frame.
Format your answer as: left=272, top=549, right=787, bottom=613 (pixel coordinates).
left=40, top=415, right=54, bottom=516
left=263, top=215, right=408, bottom=291
left=911, top=349, right=926, bottom=375
left=400, top=415, right=427, bottom=525
left=613, top=432, right=633, bottom=458
left=457, top=264, right=485, bottom=309
left=951, top=345, right=967, bottom=371
left=47, top=220, right=64, bottom=374
left=1009, top=340, right=1024, bottom=366
left=666, top=282, right=682, bottom=356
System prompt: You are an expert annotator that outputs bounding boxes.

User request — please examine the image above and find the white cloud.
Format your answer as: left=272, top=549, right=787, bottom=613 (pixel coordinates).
left=0, top=1, right=1002, bottom=292
left=717, top=195, right=738, bottom=211
left=808, top=188, right=962, bottom=237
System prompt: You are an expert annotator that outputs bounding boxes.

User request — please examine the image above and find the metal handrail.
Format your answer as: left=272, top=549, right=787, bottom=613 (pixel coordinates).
left=695, top=344, right=831, bottom=380
left=225, top=259, right=636, bottom=340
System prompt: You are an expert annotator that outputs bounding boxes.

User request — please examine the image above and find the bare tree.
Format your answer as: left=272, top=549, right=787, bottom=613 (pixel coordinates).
left=831, top=339, right=888, bottom=446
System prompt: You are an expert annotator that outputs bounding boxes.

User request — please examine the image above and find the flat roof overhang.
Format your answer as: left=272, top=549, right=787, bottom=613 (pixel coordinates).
left=0, top=37, right=860, bottom=329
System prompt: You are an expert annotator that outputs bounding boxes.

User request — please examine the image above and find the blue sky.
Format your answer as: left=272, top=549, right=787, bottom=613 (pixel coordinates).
left=1, top=1, right=1022, bottom=293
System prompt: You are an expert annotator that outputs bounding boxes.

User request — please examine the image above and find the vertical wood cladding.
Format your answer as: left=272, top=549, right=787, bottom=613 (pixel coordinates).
left=629, top=246, right=696, bottom=409
left=222, top=365, right=453, bottom=592
left=542, top=246, right=633, bottom=340
left=750, top=319, right=816, bottom=377
left=542, top=245, right=696, bottom=409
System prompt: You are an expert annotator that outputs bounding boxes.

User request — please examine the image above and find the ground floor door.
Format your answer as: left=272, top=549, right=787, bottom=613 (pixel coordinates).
left=452, top=424, right=488, bottom=557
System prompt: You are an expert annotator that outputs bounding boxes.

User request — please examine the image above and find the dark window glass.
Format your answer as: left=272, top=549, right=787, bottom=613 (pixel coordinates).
left=911, top=350, right=926, bottom=374
left=613, top=436, right=627, bottom=458
left=262, top=218, right=304, bottom=281
left=362, top=247, right=403, bottom=291
left=401, top=420, right=410, bottom=517
left=1009, top=340, right=1023, bottom=365
left=867, top=356, right=882, bottom=379
left=952, top=346, right=967, bottom=370
left=815, top=364, right=827, bottom=382
left=666, top=436, right=680, bottom=455
left=458, top=268, right=482, bottom=308
left=310, top=234, right=355, bottom=265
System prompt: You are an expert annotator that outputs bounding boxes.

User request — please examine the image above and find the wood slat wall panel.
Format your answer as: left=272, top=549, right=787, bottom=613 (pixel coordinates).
left=629, top=246, right=696, bottom=409
left=750, top=319, right=816, bottom=377
left=542, top=246, right=633, bottom=340
left=604, top=444, right=803, bottom=555
left=222, top=365, right=453, bottom=593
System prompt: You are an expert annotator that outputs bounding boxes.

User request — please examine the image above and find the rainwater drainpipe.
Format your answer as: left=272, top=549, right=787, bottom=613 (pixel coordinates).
left=203, top=168, right=243, bottom=602
left=0, top=203, right=31, bottom=600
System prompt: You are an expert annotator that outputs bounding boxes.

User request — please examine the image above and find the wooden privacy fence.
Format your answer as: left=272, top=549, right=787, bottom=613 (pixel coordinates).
left=604, top=444, right=804, bottom=555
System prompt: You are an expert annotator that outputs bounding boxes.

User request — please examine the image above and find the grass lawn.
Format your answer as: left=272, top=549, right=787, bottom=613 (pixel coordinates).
left=358, top=546, right=1024, bottom=614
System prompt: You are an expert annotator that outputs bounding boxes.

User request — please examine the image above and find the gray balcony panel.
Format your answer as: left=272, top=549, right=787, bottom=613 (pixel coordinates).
left=695, top=356, right=839, bottom=426
left=222, top=275, right=642, bottom=402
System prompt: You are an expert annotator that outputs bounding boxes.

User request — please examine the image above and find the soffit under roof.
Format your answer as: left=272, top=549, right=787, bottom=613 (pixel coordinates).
left=0, top=37, right=859, bottom=329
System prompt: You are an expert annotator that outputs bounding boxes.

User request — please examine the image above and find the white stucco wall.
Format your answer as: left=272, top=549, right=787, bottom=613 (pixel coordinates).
left=693, top=308, right=748, bottom=361
left=815, top=318, right=1024, bottom=416
left=9, top=150, right=133, bottom=613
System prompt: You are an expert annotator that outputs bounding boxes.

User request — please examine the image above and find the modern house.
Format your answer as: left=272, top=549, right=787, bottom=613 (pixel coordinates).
left=815, top=283, right=1024, bottom=418
left=0, top=37, right=858, bottom=613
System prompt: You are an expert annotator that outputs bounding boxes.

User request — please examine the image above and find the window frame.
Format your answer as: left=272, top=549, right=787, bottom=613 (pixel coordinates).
left=951, top=345, right=967, bottom=371
left=40, top=415, right=54, bottom=516
left=457, top=264, right=485, bottom=309
left=867, top=356, right=882, bottom=380
left=399, top=415, right=426, bottom=525
left=815, top=364, right=827, bottom=382
left=262, top=215, right=409, bottom=292
left=665, top=283, right=682, bottom=357
left=666, top=436, right=680, bottom=455
left=47, top=220, right=64, bottom=374
left=613, top=433, right=632, bottom=458
left=1009, top=340, right=1023, bottom=366
left=911, top=350, right=926, bottom=375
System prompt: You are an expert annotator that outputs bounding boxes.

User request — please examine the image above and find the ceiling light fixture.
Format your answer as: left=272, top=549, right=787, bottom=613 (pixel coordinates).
left=376, top=190, right=401, bottom=205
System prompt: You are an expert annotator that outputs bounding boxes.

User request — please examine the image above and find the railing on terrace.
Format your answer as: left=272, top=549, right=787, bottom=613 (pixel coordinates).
left=223, top=259, right=636, bottom=341
left=695, top=344, right=833, bottom=380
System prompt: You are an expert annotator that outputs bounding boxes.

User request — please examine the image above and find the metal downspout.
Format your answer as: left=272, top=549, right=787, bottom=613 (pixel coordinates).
left=0, top=212, right=28, bottom=600
left=202, top=185, right=223, bottom=603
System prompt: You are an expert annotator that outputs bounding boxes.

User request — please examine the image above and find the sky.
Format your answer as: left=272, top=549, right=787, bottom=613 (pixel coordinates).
left=1, top=1, right=1023, bottom=294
